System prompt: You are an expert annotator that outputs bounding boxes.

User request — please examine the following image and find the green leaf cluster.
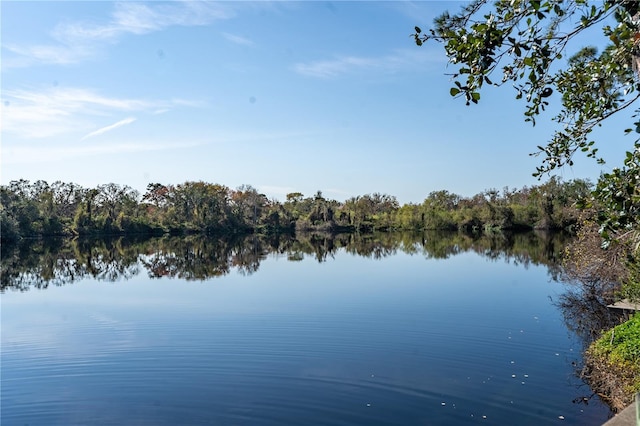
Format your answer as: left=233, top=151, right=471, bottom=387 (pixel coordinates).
left=414, top=0, right=640, bottom=176
left=589, top=313, right=640, bottom=394
left=593, top=142, right=640, bottom=246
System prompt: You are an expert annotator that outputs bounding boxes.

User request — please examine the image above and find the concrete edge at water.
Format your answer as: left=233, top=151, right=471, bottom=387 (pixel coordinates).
left=603, top=400, right=638, bottom=426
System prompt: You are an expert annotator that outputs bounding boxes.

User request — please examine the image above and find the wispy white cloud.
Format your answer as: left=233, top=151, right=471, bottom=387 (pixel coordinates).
left=7, top=87, right=152, bottom=111
left=294, top=48, right=444, bottom=78
left=169, top=98, right=208, bottom=108
left=81, top=117, right=137, bottom=140
left=55, top=2, right=232, bottom=43
left=1, top=87, right=202, bottom=139
left=4, top=1, right=234, bottom=68
left=222, top=32, right=255, bottom=46
left=3, top=43, right=93, bottom=66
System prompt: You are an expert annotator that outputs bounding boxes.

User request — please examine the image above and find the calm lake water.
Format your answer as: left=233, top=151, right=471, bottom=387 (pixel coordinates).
left=1, top=232, right=615, bottom=425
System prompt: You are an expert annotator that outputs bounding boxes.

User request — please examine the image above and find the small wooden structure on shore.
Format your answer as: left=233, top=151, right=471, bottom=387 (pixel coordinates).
left=606, top=299, right=640, bottom=312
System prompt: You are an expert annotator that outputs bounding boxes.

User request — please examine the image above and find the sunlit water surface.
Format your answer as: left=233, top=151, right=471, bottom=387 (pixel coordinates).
left=2, top=237, right=612, bottom=425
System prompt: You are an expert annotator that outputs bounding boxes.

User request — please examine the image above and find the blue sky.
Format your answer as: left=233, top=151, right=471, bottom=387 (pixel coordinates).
left=1, top=1, right=632, bottom=203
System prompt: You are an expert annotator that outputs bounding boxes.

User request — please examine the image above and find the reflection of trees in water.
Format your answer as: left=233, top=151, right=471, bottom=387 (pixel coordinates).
left=344, top=233, right=400, bottom=259
left=1, top=238, right=141, bottom=291
left=141, top=237, right=233, bottom=280
left=290, top=233, right=341, bottom=262
left=408, top=231, right=568, bottom=282
left=290, top=232, right=401, bottom=262
left=74, top=238, right=141, bottom=281
left=554, top=279, right=631, bottom=412
left=557, top=283, right=622, bottom=351
left=1, top=238, right=65, bottom=291
left=1, top=231, right=570, bottom=291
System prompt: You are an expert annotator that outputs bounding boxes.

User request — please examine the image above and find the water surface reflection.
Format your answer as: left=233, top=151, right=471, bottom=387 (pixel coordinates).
left=2, top=231, right=569, bottom=291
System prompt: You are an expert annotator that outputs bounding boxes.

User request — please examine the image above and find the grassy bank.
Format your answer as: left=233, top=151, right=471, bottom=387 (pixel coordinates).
left=583, top=314, right=640, bottom=411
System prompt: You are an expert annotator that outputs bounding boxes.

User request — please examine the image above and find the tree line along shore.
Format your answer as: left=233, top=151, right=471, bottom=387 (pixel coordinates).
left=1, top=177, right=591, bottom=241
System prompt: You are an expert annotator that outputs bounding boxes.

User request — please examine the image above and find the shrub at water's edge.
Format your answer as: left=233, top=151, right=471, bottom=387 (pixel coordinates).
left=562, top=217, right=640, bottom=410
left=583, top=314, right=640, bottom=412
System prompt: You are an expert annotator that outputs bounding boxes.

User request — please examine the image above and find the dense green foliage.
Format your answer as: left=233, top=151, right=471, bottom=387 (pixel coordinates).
left=586, top=313, right=640, bottom=407
left=593, top=146, right=640, bottom=246
left=0, top=178, right=591, bottom=241
left=591, top=314, right=640, bottom=370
